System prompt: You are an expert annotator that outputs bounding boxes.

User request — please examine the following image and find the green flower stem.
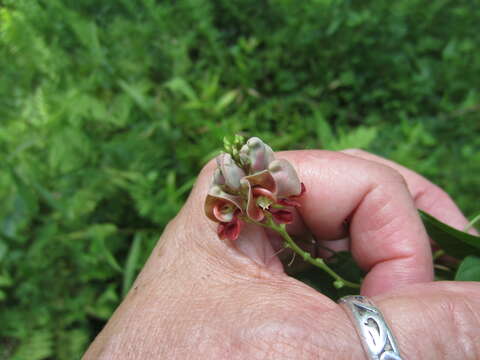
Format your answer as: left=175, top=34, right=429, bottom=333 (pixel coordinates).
left=247, top=216, right=361, bottom=289
left=432, top=249, right=445, bottom=261
left=464, top=213, right=480, bottom=232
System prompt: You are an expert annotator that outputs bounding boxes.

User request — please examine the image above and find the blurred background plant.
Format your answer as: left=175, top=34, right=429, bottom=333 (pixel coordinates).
left=0, top=0, right=479, bottom=358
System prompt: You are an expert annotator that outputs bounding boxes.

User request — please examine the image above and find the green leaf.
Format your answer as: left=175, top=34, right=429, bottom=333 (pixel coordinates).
left=455, top=256, right=480, bottom=281
left=11, top=168, right=39, bottom=217
left=11, top=330, right=53, bottom=360
left=0, top=241, right=8, bottom=263
left=419, top=210, right=480, bottom=259
left=118, top=80, right=152, bottom=112
left=314, top=111, right=334, bottom=149
left=214, top=90, right=238, bottom=113
left=88, top=224, right=122, bottom=273
left=122, top=233, right=142, bottom=297
left=328, top=251, right=364, bottom=284
left=0, top=273, right=13, bottom=287
left=294, top=254, right=363, bottom=300
left=330, top=126, right=378, bottom=151
left=86, top=284, right=119, bottom=320
left=164, top=77, right=198, bottom=101
left=464, top=212, right=480, bottom=232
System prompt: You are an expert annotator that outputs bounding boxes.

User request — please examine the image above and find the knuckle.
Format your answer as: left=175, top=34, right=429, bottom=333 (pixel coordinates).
left=373, top=162, right=408, bottom=187
left=414, top=182, right=455, bottom=211
left=442, top=293, right=480, bottom=359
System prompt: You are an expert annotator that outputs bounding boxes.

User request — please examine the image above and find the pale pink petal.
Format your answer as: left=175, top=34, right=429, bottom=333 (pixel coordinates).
left=251, top=187, right=276, bottom=201
left=242, top=169, right=276, bottom=193
left=213, top=168, right=225, bottom=186
left=268, top=159, right=302, bottom=198
left=240, top=137, right=275, bottom=173
left=205, top=185, right=243, bottom=222
left=241, top=179, right=264, bottom=222
left=216, top=153, right=245, bottom=191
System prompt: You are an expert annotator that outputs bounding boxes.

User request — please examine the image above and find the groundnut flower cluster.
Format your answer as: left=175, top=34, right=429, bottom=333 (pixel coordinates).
left=205, top=137, right=305, bottom=241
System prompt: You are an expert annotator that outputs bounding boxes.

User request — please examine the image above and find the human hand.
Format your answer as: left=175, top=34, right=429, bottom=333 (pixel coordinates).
left=84, top=149, right=480, bottom=359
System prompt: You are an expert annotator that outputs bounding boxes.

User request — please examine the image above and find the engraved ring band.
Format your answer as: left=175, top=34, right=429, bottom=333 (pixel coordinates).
left=339, top=295, right=404, bottom=360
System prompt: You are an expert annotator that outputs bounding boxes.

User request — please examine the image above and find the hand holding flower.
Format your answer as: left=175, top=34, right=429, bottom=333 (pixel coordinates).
left=85, top=146, right=480, bottom=360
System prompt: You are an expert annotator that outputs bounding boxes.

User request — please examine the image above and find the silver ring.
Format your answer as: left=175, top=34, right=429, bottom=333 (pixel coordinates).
left=339, top=295, right=403, bottom=360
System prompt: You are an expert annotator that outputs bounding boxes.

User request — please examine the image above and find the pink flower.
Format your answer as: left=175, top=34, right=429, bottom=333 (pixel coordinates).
left=205, top=137, right=305, bottom=241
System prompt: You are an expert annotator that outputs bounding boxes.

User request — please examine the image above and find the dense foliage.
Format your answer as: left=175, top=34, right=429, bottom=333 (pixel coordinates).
left=1, top=0, right=479, bottom=358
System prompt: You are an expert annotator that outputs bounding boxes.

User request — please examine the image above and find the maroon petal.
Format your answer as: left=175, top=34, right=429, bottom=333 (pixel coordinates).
left=269, top=208, right=294, bottom=224
left=277, top=198, right=301, bottom=207
left=297, top=182, right=306, bottom=197
left=217, top=215, right=243, bottom=241
left=277, top=183, right=306, bottom=207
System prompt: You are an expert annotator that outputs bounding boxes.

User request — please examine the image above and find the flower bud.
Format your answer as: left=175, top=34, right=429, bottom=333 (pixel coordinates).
left=216, top=153, right=245, bottom=192
left=213, top=168, right=225, bottom=185
left=239, top=137, right=275, bottom=173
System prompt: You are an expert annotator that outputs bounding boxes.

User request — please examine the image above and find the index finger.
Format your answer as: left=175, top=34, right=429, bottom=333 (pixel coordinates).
left=279, top=150, right=433, bottom=296
left=341, top=148, right=475, bottom=233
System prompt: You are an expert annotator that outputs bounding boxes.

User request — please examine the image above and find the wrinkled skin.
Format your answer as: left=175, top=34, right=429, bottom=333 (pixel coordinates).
left=84, top=150, right=480, bottom=360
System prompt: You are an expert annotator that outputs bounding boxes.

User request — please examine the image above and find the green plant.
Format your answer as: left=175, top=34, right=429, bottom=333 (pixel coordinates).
left=1, top=0, right=479, bottom=358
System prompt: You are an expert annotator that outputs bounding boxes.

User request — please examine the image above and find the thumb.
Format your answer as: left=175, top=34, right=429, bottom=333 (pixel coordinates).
left=371, top=282, right=480, bottom=359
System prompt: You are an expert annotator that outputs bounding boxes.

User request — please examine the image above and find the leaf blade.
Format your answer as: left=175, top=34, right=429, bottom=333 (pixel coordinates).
left=455, top=256, right=480, bottom=281
left=122, top=233, right=142, bottom=297
left=419, top=210, right=480, bottom=259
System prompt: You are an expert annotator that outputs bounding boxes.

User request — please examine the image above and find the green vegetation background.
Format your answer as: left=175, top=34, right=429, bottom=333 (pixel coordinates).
left=1, top=0, right=479, bottom=358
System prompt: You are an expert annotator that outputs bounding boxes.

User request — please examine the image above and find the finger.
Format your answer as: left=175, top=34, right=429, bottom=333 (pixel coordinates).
left=372, top=281, right=480, bottom=359
left=279, top=150, right=433, bottom=296
left=341, top=148, right=475, bottom=233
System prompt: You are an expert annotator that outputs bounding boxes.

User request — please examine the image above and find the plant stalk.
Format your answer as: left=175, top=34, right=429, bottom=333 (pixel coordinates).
left=248, top=216, right=361, bottom=289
